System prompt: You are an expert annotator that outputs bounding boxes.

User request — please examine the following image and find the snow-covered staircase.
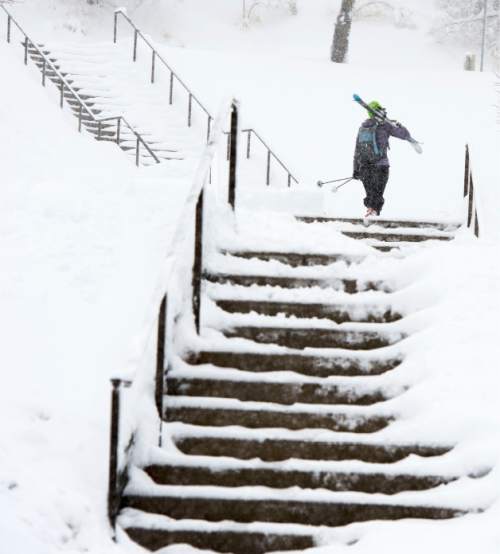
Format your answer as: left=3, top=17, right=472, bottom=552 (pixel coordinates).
left=25, top=41, right=205, bottom=169
left=117, top=215, right=487, bottom=553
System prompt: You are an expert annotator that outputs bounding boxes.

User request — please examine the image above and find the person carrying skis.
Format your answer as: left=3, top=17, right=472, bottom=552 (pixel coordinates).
left=352, top=100, right=413, bottom=217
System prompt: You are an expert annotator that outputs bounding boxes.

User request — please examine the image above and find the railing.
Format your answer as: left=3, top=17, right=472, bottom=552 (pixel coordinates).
left=2, top=4, right=159, bottom=167
left=113, top=9, right=298, bottom=186
left=106, top=98, right=237, bottom=533
left=464, top=144, right=480, bottom=238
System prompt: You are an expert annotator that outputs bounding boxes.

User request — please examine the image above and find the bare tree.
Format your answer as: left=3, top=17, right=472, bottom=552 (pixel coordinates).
left=331, top=0, right=356, bottom=63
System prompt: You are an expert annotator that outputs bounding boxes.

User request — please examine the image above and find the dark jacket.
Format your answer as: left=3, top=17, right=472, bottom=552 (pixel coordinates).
left=353, top=118, right=411, bottom=174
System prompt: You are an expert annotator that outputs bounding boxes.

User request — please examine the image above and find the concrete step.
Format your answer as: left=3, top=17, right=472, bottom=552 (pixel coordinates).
left=86, top=127, right=116, bottom=138
left=222, top=326, right=405, bottom=350
left=166, top=376, right=388, bottom=406
left=165, top=399, right=392, bottom=433
left=205, top=272, right=393, bottom=293
left=222, top=250, right=365, bottom=267
left=174, top=433, right=452, bottom=463
left=297, top=216, right=461, bottom=232
left=215, top=299, right=402, bottom=324
left=145, top=462, right=458, bottom=495
left=122, top=492, right=463, bottom=527
left=186, top=351, right=403, bottom=377
left=342, top=231, right=453, bottom=243
left=123, top=524, right=314, bottom=554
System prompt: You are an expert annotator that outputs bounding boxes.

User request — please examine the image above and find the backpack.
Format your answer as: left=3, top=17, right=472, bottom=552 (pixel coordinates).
left=356, top=124, right=383, bottom=165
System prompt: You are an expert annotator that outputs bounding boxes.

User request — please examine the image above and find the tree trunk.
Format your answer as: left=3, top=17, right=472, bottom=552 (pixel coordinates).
left=331, top=0, right=355, bottom=63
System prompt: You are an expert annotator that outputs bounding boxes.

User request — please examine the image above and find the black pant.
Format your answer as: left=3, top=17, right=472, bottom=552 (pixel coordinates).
left=360, top=165, right=389, bottom=215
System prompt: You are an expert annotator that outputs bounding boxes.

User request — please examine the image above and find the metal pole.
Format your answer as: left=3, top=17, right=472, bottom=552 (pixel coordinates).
left=192, top=190, right=204, bottom=334
left=7, top=15, right=11, bottom=43
left=133, top=29, right=138, bottom=62
left=60, top=82, right=64, bottom=108
left=266, top=150, right=271, bottom=186
left=463, top=144, right=470, bottom=197
left=468, top=176, right=475, bottom=228
left=136, top=136, right=140, bottom=166
left=151, top=50, right=156, bottom=83
left=228, top=102, right=239, bottom=209
left=78, top=105, right=82, bottom=133
left=107, top=379, right=121, bottom=530
left=188, top=94, right=193, bottom=127
left=169, top=72, right=174, bottom=105
left=113, top=12, right=118, bottom=44
left=42, top=59, right=46, bottom=86
left=155, top=295, right=167, bottom=418
left=116, top=118, right=121, bottom=145
left=24, top=37, right=28, bottom=65
left=480, top=0, right=488, bottom=71
left=246, top=130, right=251, bottom=159
left=207, top=115, right=212, bottom=143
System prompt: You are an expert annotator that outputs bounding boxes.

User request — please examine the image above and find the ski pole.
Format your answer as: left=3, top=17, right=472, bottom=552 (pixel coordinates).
left=317, top=176, right=353, bottom=187
left=331, top=177, right=354, bottom=193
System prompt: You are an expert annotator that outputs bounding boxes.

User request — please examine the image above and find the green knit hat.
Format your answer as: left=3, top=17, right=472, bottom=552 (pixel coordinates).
left=368, top=100, right=384, bottom=118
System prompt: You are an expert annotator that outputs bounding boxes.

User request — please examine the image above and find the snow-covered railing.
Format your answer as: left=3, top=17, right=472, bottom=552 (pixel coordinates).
left=106, top=99, right=237, bottom=533
left=1, top=4, right=159, bottom=166
left=464, top=144, right=480, bottom=238
left=113, top=9, right=298, bottom=187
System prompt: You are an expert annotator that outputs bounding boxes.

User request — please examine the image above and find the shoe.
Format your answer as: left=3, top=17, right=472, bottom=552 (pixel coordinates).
left=364, top=208, right=377, bottom=218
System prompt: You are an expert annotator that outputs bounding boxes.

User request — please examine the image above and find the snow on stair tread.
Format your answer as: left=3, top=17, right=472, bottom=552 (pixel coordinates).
left=205, top=272, right=395, bottom=293
left=142, top=463, right=461, bottom=496
left=144, top=448, right=474, bottom=479
left=118, top=508, right=326, bottom=537
left=123, top=475, right=473, bottom=514
left=167, top=421, right=452, bottom=448
left=165, top=394, right=395, bottom=416
left=296, top=216, right=462, bottom=232
left=167, top=370, right=396, bottom=406
left=186, top=349, right=404, bottom=378
left=213, top=299, right=403, bottom=323
left=169, top=361, right=401, bottom=389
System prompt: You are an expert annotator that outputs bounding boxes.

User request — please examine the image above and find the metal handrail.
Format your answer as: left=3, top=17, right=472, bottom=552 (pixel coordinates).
left=2, top=4, right=160, bottom=166
left=113, top=9, right=298, bottom=186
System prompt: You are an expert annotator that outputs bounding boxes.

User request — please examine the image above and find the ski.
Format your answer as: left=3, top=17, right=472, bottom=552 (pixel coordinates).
left=353, top=93, right=423, bottom=154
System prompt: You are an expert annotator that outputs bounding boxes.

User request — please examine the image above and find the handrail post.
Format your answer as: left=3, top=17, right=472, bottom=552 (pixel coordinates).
left=42, top=59, right=46, bottom=86
left=133, top=29, right=138, bottom=62
left=135, top=136, right=140, bottom=166
left=78, top=105, right=83, bottom=132
left=464, top=144, right=470, bottom=197
left=98, top=120, right=102, bottom=140
left=7, top=15, right=11, bottom=43
left=188, top=93, right=193, bottom=127
left=228, top=101, right=239, bottom=209
left=116, top=118, right=121, bottom=145
left=23, top=36, right=28, bottom=65
left=151, top=50, right=156, bottom=83
left=246, top=130, right=251, bottom=159
left=107, top=379, right=121, bottom=531
left=155, top=295, right=167, bottom=446
left=60, top=81, right=64, bottom=108
left=266, top=150, right=271, bottom=186
left=467, top=176, right=474, bottom=228
left=192, top=189, right=204, bottom=334
left=113, top=11, right=118, bottom=44
left=207, top=115, right=212, bottom=143
left=169, top=72, right=174, bottom=105
left=287, top=173, right=292, bottom=188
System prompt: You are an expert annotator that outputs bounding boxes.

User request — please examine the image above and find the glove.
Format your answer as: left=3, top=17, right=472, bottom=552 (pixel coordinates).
left=353, top=170, right=361, bottom=180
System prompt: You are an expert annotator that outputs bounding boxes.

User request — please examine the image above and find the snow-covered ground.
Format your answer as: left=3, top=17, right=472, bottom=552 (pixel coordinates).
left=1, top=1, right=500, bottom=553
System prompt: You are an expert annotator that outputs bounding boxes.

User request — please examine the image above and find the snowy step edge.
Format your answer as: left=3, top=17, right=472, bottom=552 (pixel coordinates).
left=118, top=508, right=334, bottom=537
left=164, top=395, right=395, bottom=417
left=164, top=421, right=451, bottom=448
left=142, top=448, right=473, bottom=479
left=123, top=468, right=478, bottom=510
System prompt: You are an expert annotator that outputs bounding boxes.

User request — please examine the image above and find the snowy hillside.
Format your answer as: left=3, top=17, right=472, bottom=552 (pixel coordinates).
left=1, top=1, right=500, bottom=554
